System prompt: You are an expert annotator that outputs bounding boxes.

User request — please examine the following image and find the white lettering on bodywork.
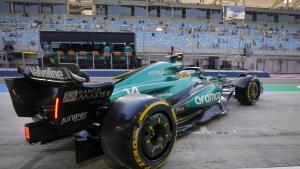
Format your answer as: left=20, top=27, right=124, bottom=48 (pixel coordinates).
left=124, top=87, right=140, bottom=94
left=60, top=112, right=88, bottom=125
left=29, top=67, right=64, bottom=80
left=148, top=70, right=173, bottom=76
left=63, top=89, right=111, bottom=102
left=195, top=92, right=221, bottom=105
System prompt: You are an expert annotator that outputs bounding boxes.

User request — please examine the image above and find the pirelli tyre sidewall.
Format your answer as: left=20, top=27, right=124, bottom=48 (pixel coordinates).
left=235, top=76, right=261, bottom=105
left=101, top=94, right=177, bottom=169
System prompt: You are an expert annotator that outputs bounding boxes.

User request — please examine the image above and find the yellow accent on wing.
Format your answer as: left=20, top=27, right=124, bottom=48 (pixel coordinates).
left=23, top=51, right=36, bottom=55
left=113, top=70, right=131, bottom=79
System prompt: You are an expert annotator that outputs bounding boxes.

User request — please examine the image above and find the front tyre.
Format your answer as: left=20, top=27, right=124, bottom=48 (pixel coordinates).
left=101, top=95, right=177, bottom=169
left=235, top=76, right=261, bottom=105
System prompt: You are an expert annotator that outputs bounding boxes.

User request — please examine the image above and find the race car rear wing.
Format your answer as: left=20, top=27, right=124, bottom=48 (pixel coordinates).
left=17, top=66, right=88, bottom=83
left=5, top=75, right=114, bottom=144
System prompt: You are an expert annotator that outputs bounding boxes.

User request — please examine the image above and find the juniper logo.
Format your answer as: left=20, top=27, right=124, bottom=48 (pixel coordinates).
left=60, top=112, right=88, bottom=125
left=29, top=67, right=65, bottom=80
left=195, top=92, right=221, bottom=105
left=63, top=90, right=78, bottom=103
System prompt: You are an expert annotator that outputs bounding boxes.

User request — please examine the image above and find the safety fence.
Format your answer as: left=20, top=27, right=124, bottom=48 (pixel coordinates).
left=0, top=51, right=136, bottom=69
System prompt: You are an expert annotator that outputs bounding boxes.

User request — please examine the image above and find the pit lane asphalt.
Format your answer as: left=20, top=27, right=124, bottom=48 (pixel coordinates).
left=0, top=78, right=300, bottom=169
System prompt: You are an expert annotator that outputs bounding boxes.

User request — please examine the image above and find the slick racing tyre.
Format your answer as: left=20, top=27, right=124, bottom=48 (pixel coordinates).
left=101, top=95, right=177, bottom=169
left=235, top=76, right=261, bottom=105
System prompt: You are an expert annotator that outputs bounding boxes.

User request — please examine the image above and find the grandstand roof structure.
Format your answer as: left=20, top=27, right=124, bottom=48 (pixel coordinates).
left=64, top=0, right=300, bottom=11
left=1, top=0, right=300, bottom=11
left=29, top=0, right=300, bottom=9
left=67, top=0, right=299, bottom=8
left=130, top=0, right=287, bottom=9
left=150, top=0, right=300, bottom=9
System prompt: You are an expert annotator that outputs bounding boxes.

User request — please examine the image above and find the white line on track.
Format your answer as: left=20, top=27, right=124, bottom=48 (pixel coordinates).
left=263, top=92, right=300, bottom=94
left=190, top=126, right=217, bottom=135
left=240, top=166, right=300, bottom=169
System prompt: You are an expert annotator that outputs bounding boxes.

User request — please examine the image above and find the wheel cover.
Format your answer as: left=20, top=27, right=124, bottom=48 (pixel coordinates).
left=140, top=113, right=172, bottom=160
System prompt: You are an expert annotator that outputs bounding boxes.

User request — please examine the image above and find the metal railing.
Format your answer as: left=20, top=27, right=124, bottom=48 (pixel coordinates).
left=60, top=51, right=132, bottom=69
left=0, top=52, right=8, bottom=69
left=0, top=51, right=42, bottom=69
left=0, top=51, right=134, bottom=69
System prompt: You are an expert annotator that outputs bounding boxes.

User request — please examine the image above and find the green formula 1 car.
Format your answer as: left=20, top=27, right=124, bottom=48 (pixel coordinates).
left=5, top=53, right=263, bottom=169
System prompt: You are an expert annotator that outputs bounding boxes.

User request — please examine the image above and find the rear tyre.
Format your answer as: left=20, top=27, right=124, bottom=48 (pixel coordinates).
left=101, top=95, right=177, bottom=169
left=235, top=77, right=261, bottom=105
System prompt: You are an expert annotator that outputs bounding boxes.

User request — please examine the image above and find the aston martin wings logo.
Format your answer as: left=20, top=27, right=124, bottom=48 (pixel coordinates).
left=63, top=90, right=78, bottom=103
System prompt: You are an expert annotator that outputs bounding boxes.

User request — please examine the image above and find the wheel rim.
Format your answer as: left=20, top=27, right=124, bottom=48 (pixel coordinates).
left=140, top=113, right=172, bottom=160
left=250, top=82, right=259, bottom=101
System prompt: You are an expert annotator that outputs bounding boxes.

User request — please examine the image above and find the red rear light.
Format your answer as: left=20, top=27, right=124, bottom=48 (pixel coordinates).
left=54, top=97, right=60, bottom=119
left=25, top=126, right=30, bottom=140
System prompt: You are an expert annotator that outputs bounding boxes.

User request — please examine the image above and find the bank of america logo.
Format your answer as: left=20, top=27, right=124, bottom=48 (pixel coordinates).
left=63, top=90, right=78, bottom=103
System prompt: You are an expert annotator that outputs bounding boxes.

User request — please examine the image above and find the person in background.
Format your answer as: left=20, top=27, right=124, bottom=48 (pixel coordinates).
left=124, top=43, right=133, bottom=54
left=4, top=41, right=14, bottom=52
left=124, top=43, right=135, bottom=67
left=103, top=43, right=111, bottom=68
left=41, top=42, right=57, bottom=65
left=3, top=41, right=15, bottom=67
left=170, top=46, right=175, bottom=56
left=42, top=42, right=52, bottom=52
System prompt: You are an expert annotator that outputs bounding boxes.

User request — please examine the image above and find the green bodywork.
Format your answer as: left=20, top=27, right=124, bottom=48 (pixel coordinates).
left=109, top=61, right=223, bottom=109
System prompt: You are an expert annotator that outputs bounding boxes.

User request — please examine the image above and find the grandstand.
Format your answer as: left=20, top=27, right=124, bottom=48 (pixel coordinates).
left=0, top=0, right=300, bottom=73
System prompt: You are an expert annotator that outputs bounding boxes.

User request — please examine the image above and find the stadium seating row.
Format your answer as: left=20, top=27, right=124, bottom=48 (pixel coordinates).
left=0, top=15, right=299, bottom=54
